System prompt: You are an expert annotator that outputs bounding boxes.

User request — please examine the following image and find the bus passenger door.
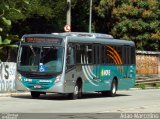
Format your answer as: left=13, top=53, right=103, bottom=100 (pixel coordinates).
left=64, top=44, right=76, bottom=93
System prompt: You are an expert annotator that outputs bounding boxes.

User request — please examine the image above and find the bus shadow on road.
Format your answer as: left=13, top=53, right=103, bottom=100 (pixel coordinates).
left=11, top=92, right=131, bottom=100
left=80, top=93, right=131, bottom=99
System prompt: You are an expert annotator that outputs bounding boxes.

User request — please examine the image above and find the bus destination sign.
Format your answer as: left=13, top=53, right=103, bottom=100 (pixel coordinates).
left=25, top=37, right=62, bottom=44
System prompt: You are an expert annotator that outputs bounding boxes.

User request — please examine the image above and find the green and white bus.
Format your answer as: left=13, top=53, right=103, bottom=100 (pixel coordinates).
left=16, top=32, right=136, bottom=99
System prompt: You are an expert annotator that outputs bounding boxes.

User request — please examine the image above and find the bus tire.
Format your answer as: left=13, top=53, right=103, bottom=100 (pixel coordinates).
left=68, top=82, right=82, bottom=100
left=31, top=91, right=40, bottom=98
left=101, top=79, right=117, bottom=97
left=108, top=79, right=117, bottom=97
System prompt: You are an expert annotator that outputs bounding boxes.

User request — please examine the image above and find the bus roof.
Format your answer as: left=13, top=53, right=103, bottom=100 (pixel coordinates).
left=22, top=32, right=135, bottom=46
left=52, top=32, right=114, bottom=39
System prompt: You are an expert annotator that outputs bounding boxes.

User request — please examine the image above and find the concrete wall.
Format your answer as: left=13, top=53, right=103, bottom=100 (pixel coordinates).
left=0, top=62, right=16, bottom=92
left=136, top=51, right=160, bottom=76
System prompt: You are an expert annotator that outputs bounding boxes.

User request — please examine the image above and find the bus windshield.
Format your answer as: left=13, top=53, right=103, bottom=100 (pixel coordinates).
left=18, top=45, right=63, bottom=73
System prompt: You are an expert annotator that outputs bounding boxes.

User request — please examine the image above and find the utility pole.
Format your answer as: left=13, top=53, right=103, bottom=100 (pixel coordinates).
left=89, top=0, right=92, bottom=33
left=67, top=0, right=71, bottom=26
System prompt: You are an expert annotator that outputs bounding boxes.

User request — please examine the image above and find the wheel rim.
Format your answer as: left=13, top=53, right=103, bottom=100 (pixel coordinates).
left=112, top=82, right=116, bottom=94
left=74, top=85, right=78, bottom=95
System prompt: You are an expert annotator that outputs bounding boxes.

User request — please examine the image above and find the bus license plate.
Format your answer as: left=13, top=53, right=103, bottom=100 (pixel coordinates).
left=34, top=85, right=41, bottom=88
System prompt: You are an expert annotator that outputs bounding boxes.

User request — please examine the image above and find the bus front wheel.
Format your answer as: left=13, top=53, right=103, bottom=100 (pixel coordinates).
left=68, top=82, right=82, bottom=100
left=31, top=91, right=40, bottom=98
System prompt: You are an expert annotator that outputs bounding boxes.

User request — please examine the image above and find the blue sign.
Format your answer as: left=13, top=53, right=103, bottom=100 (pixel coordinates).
left=39, top=63, right=46, bottom=72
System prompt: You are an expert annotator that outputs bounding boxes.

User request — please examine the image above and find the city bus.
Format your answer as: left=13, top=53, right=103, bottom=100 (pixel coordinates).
left=16, top=32, right=136, bottom=99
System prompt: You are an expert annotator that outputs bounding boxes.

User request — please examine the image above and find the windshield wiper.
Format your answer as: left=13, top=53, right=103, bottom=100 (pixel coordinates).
left=30, top=45, right=36, bottom=56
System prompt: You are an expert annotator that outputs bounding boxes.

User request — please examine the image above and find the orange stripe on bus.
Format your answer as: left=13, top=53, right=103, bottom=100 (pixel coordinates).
left=107, top=54, right=118, bottom=64
left=106, top=46, right=123, bottom=64
left=107, top=54, right=121, bottom=73
left=107, top=50, right=121, bottom=65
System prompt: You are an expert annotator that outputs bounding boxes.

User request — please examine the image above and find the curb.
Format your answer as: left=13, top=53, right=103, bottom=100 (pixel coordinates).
left=0, top=93, right=11, bottom=97
left=130, top=87, right=159, bottom=90
left=0, top=92, right=30, bottom=97
left=129, top=88, right=141, bottom=90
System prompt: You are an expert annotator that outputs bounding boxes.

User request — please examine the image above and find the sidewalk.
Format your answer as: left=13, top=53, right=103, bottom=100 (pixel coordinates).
left=0, top=92, right=30, bottom=97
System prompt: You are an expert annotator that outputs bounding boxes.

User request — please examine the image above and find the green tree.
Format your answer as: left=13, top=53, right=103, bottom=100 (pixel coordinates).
left=93, top=0, right=115, bottom=33
left=0, top=0, right=67, bottom=61
left=71, top=0, right=90, bottom=32
left=10, top=0, right=67, bottom=36
left=0, top=0, right=26, bottom=61
left=95, top=0, right=160, bottom=51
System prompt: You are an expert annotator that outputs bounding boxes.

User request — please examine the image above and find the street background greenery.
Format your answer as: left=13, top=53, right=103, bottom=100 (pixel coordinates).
left=0, top=0, right=159, bottom=62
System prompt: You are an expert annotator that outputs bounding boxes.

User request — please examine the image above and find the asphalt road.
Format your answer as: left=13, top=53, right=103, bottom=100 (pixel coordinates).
left=0, top=89, right=160, bottom=119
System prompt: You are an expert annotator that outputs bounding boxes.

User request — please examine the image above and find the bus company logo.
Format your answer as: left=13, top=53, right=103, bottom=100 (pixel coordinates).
left=101, top=69, right=111, bottom=76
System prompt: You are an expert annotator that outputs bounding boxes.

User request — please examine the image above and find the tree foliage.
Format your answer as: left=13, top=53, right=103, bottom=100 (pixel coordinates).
left=0, top=0, right=27, bottom=61
left=95, top=0, right=160, bottom=51
left=71, top=0, right=90, bottom=32
left=0, top=0, right=66, bottom=61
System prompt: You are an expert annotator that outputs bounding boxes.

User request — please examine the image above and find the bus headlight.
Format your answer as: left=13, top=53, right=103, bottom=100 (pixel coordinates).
left=55, top=75, right=61, bottom=83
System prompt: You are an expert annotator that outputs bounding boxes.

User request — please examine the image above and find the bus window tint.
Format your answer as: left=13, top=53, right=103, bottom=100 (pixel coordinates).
left=105, top=46, right=115, bottom=65
left=123, top=46, right=131, bottom=65
left=66, top=45, right=75, bottom=66
left=40, top=47, right=63, bottom=72
left=19, top=46, right=63, bottom=73
left=76, top=44, right=85, bottom=64
left=115, top=46, right=123, bottom=65
left=76, top=44, right=93, bottom=64
left=105, top=45, right=123, bottom=65
left=21, top=46, right=40, bottom=66
left=131, top=47, right=135, bottom=64
left=86, top=45, right=93, bottom=64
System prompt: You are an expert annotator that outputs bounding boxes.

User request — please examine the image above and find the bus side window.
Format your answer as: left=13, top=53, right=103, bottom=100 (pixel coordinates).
left=85, top=45, right=93, bottom=64
left=76, top=44, right=85, bottom=64
left=131, top=47, right=135, bottom=64
left=101, top=45, right=106, bottom=64
left=105, top=45, right=114, bottom=65
left=75, top=44, right=93, bottom=64
left=66, top=45, right=75, bottom=68
left=115, top=46, right=123, bottom=65
left=123, top=46, right=131, bottom=65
